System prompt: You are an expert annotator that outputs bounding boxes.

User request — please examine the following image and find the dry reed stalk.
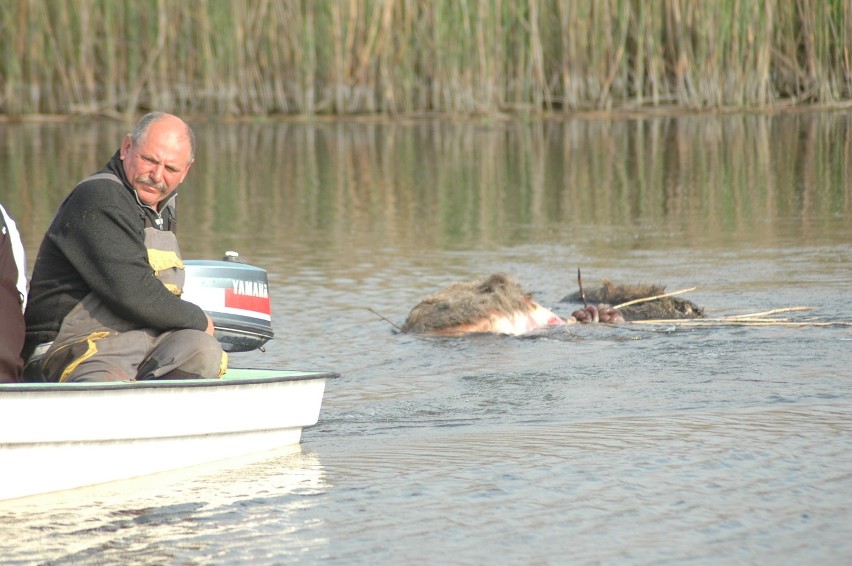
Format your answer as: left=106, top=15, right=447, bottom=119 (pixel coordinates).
left=624, top=300, right=842, bottom=327
left=726, top=306, right=814, bottom=318
left=626, top=320, right=852, bottom=327
left=710, top=318, right=795, bottom=323
left=613, top=287, right=698, bottom=310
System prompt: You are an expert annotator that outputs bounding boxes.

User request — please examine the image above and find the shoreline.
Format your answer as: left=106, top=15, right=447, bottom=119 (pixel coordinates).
left=3, top=100, right=852, bottom=125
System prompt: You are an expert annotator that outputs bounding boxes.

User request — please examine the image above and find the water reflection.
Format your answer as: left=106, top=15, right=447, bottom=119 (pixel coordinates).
left=2, top=112, right=850, bottom=269
left=0, top=447, right=328, bottom=563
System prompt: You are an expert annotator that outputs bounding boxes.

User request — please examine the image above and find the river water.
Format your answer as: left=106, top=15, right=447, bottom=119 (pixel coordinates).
left=1, top=112, right=851, bottom=564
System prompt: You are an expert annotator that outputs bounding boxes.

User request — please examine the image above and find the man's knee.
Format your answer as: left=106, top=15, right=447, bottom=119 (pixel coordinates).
left=138, top=330, right=226, bottom=380
left=183, top=332, right=227, bottom=377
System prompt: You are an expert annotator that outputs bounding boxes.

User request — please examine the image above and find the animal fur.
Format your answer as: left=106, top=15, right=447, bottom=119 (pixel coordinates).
left=401, top=273, right=535, bottom=334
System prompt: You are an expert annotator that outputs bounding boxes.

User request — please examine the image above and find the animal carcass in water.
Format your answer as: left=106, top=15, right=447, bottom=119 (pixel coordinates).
left=560, top=280, right=704, bottom=321
left=401, top=273, right=620, bottom=336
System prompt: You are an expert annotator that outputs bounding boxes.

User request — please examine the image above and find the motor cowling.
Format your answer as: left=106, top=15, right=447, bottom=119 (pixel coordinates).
left=182, top=253, right=274, bottom=352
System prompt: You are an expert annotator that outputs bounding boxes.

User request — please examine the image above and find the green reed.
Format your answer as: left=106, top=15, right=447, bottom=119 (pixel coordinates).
left=1, top=0, right=851, bottom=117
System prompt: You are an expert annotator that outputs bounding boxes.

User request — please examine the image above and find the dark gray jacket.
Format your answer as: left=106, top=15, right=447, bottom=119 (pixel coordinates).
left=23, top=151, right=207, bottom=360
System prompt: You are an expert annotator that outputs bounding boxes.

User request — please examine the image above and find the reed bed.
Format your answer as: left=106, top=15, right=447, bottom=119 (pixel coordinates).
left=2, top=1, right=852, bottom=118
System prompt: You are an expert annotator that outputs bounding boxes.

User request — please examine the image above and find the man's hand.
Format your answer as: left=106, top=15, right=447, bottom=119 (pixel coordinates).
left=205, top=314, right=216, bottom=335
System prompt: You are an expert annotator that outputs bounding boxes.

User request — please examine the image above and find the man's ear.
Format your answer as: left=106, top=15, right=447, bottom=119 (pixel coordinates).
left=179, top=159, right=195, bottom=184
left=120, top=134, right=133, bottom=160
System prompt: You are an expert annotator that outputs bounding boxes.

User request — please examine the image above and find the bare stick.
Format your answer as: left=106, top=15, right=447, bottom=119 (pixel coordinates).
left=725, top=306, right=814, bottom=319
left=614, top=287, right=697, bottom=310
left=577, top=268, right=588, bottom=308
left=626, top=320, right=852, bottom=327
left=368, top=308, right=402, bottom=331
left=713, top=317, right=794, bottom=323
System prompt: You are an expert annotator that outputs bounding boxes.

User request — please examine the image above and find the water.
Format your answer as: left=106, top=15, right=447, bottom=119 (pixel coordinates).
left=1, top=112, right=851, bottom=564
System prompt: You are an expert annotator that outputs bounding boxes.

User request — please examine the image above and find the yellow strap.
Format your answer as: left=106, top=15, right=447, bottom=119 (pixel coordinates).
left=217, top=351, right=229, bottom=378
left=58, top=331, right=111, bottom=383
left=164, top=283, right=182, bottom=296
left=147, top=249, right=184, bottom=274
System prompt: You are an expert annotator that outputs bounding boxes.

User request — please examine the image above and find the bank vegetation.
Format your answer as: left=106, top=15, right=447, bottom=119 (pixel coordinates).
left=2, top=0, right=851, bottom=119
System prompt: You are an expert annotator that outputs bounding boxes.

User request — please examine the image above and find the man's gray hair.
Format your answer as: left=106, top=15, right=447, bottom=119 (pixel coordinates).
left=130, top=112, right=196, bottom=164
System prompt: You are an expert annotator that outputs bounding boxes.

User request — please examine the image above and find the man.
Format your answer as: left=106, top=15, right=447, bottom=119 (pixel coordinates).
left=0, top=204, right=27, bottom=382
left=22, top=112, right=226, bottom=382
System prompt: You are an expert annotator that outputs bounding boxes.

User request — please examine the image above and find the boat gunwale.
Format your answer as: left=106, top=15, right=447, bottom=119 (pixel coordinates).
left=0, top=369, right=340, bottom=393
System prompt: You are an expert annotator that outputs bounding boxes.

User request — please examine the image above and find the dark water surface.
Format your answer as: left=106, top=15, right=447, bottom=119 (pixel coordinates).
left=1, top=113, right=851, bottom=564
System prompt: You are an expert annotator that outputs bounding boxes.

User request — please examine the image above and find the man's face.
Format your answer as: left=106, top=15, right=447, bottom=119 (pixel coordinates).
left=120, top=119, right=193, bottom=209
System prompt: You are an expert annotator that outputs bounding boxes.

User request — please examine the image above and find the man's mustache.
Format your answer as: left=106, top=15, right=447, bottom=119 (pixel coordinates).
left=136, top=176, right=167, bottom=192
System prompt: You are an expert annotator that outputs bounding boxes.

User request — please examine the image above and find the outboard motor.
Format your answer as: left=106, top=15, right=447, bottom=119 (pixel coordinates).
left=182, top=252, right=274, bottom=352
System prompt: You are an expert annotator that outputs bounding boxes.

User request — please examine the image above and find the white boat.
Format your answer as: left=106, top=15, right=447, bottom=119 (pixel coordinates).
left=0, top=368, right=337, bottom=501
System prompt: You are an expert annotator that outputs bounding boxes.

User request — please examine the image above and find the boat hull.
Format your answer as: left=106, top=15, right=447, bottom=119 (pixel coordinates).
left=0, top=369, right=336, bottom=500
